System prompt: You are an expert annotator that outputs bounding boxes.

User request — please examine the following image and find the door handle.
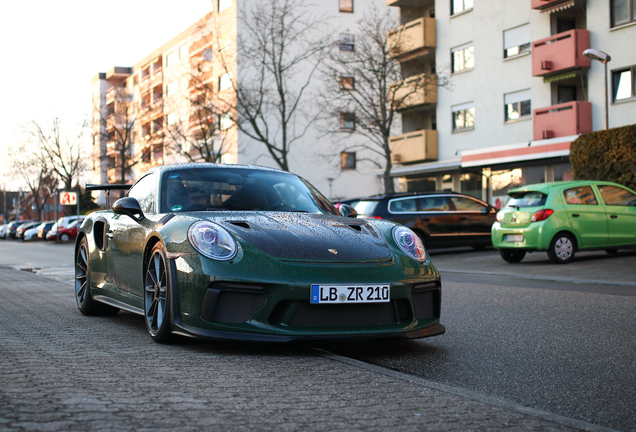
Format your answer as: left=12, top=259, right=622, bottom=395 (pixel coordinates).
left=459, top=217, right=468, bottom=221
left=572, top=214, right=580, bottom=218
left=610, top=215, right=618, bottom=219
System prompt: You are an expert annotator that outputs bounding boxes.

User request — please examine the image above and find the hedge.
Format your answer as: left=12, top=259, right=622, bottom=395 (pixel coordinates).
left=570, top=124, right=636, bottom=191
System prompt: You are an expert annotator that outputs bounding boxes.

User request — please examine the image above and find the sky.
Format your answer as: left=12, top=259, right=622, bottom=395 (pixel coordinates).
left=0, top=0, right=213, bottom=188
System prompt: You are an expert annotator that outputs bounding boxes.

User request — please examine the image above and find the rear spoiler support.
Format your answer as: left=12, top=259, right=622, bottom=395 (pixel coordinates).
left=85, top=184, right=131, bottom=208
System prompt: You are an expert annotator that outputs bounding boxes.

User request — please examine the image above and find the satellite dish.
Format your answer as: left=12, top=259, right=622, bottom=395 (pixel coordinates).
left=202, top=48, right=213, bottom=62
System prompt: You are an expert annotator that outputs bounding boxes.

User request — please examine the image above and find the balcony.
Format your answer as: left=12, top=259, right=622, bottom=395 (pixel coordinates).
left=390, top=73, right=437, bottom=111
left=531, top=0, right=575, bottom=11
left=389, top=130, right=438, bottom=164
left=387, top=17, right=436, bottom=59
left=532, top=30, right=590, bottom=77
left=533, top=101, right=591, bottom=140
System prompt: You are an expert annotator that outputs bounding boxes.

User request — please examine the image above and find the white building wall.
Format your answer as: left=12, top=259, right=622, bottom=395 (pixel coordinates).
left=586, top=1, right=636, bottom=130
left=234, top=0, right=395, bottom=200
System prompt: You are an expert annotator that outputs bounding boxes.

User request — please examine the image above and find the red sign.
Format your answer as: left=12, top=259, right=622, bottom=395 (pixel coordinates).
left=60, top=191, right=77, bottom=205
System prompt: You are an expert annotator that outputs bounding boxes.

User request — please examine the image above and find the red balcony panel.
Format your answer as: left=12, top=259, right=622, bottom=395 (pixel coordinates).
left=531, top=0, right=573, bottom=10
left=533, top=101, right=591, bottom=141
left=532, top=30, right=590, bottom=77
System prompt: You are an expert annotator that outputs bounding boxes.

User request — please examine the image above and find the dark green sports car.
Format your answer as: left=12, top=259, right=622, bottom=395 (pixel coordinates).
left=76, top=163, right=444, bottom=343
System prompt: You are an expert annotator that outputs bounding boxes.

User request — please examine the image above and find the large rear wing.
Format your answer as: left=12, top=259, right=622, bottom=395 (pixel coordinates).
left=86, top=184, right=131, bottom=207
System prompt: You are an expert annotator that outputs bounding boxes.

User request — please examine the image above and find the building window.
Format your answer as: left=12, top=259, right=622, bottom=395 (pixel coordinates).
left=503, top=24, right=530, bottom=58
left=166, top=82, right=177, bottom=97
left=451, top=0, right=473, bottom=15
left=220, top=113, right=233, bottom=131
left=341, top=152, right=356, bottom=170
left=219, top=72, right=232, bottom=91
left=339, top=0, right=353, bottom=12
left=340, top=113, right=355, bottom=130
left=504, top=89, right=531, bottom=122
left=179, top=44, right=189, bottom=59
left=339, top=76, right=355, bottom=90
left=451, top=43, right=474, bottom=73
left=452, top=103, right=474, bottom=131
left=219, top=0, right=232, bottom=13
left=339, top=34, right=355, bottom=51
left=611, top=0, right=636, bottom=27
left=613, top=66, right=635, bottom=101
left=166, top=52, right=177, bottom=68
left=219, top=31, right=231, bottom=52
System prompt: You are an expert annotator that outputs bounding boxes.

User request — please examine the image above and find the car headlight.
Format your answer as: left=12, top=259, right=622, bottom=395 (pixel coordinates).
left=392, top=226, right=427, bottom=262
left=188, top=221, right=237, bottom=261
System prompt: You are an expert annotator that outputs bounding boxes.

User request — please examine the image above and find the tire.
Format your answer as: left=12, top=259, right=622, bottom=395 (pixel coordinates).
left=144, top=243, right=172, bottom=343
left=605, top=248, right=619, bottom=255
left=499, top=249, right=526, bottom=263
left=61, top=233, right=70, bottom=242
left=547, top=233, right=576, bottom=264
left=75, top=237, right=119, bottom=316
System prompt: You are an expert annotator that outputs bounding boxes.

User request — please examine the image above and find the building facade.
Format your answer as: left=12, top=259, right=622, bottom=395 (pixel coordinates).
left=91, top=0, right=394, bottom=204
left=386, top=0, right=636, bottom=207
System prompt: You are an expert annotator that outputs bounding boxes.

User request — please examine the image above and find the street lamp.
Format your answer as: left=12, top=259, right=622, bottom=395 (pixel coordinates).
left=583, top=48, right=611, bottom=130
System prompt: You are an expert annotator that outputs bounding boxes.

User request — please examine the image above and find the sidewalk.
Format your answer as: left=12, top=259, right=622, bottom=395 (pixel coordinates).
left=429, top=248, right=636, bottom=286
left=0, top=266, right=616, bottom=432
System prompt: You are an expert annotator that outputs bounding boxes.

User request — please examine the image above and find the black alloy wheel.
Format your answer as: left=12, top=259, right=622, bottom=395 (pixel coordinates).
left=547, top=232, right=576, bottom=264
left=144, top=244, right=172, bottom=343
left=75, top=237, right=119, bottom=316
left=499, top=249, right=526, bottom=263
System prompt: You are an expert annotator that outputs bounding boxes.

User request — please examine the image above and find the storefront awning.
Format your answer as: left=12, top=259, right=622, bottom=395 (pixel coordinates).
left=386, top=159, right=461, bottom=177
left=461, top=135, right=577, bottom=168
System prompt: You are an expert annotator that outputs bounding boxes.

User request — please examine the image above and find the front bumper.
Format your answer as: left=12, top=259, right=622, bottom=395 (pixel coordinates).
left=167, top=250, right=444, bottom=342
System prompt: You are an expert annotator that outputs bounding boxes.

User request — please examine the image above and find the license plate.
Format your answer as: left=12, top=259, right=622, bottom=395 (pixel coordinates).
left=505, top=234, right=524, bottom=242
left=310, top=284, right=390, bottom=304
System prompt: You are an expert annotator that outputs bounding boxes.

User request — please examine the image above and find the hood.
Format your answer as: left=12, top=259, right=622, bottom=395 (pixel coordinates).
left=212, top=213, right=391, bottom=261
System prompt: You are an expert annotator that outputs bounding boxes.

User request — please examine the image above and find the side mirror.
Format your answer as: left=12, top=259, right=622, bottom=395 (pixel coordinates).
left=112, top=197, right=144, bottom=222
left=339, top=203, right=358, bottom=218
left=482, top=204, right=495, bottom=215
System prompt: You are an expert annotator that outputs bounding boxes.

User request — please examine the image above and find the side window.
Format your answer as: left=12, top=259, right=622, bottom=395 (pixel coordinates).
left=563, top=186, right=598, bottom=205
left=598, top=185, right=636, bottom=206
left=388, top=198, right=417, bottom=213
left=450, top=196, right=486, bottom=211
left=419, top=196, right=451, bottom=211
left=127, top=174, right=156, bottom=214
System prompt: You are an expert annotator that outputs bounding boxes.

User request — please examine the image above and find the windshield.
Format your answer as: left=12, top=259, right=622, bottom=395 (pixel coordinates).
left=160, top=168, right=338, bottom=215
left=506, top=191, right=547, bottom=208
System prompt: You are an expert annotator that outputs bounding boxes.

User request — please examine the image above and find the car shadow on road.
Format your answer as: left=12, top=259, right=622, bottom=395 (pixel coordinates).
left=97, top=310, right=446, bottom=358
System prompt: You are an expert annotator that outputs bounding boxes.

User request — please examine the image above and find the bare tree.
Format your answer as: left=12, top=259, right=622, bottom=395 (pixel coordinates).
left=164, top=66, right=234, bottom=163
left=29, top=117, right=88, bottom=190
left=93, top=87, right=140, bottom=185
left=216, top=0, right=329, bottom=171
left=321, top=6, right=446, bottom=193
left=9, top=142, right=57, bottom=221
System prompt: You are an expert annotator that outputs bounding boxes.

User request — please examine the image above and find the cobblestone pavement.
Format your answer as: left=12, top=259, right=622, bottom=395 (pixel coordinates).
left=0, top=266, right=614, bottom=432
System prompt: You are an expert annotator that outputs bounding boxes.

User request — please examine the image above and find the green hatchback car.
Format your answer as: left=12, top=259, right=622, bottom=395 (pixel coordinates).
left=492, top=180, right=636, bottom=263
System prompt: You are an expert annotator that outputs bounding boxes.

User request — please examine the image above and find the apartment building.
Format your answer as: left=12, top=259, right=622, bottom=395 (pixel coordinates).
left=386, top=0, right=636, bottom=206
left=91, top=0, right=394, bottom=204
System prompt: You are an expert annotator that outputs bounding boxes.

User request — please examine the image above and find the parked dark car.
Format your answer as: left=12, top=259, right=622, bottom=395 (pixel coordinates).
left=5, top=220, right=37, bottom=239
left=352, top=192, right=498, bottom=249
left=37, top=221, right=56, bottom=240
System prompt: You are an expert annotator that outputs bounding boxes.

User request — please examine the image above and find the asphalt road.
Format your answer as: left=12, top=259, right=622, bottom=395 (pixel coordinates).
left=0, top=240, right=634, bottom=431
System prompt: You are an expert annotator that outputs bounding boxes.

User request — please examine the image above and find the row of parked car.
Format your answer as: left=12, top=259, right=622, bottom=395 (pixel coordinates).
left=342, top=180, right=636, bottom=264
left=0, top=216, right=86, bottom=242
